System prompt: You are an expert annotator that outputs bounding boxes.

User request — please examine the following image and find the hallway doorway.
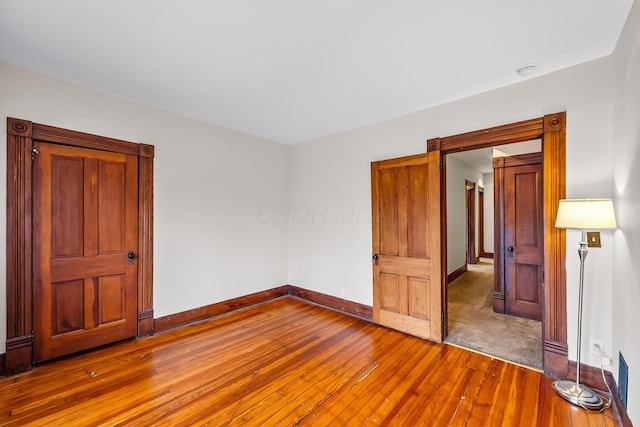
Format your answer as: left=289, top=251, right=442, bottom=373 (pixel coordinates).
left=443, top=142, right=543, bottom=369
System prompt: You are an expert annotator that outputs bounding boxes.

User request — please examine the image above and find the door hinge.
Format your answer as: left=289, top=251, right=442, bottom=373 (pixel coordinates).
left=31, top=147, right=40, bottom=161
left=441, top=312, right=445, bottom=323
left=440, top=159, right=443, bottom=172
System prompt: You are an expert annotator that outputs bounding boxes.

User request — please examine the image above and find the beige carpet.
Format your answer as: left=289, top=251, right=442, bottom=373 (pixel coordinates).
left=445, top=260, right=543, bottom=370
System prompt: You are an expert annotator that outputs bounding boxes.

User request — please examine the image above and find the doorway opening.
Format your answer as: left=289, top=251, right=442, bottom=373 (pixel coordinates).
left=427, top=112, right=567, bottom=378
left=444, top=141, right=543, bottom=369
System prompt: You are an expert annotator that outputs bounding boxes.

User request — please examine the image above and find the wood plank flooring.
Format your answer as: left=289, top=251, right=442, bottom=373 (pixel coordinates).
left=0, top=297, right=624, bottom=426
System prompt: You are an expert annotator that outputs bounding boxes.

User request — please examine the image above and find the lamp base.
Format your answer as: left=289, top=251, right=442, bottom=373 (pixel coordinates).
left=552, top=380, right=605, bottom=411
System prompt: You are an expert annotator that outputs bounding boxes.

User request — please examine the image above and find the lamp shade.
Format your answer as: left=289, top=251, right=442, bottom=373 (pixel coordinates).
left=555, top=199, right=617, bottom=230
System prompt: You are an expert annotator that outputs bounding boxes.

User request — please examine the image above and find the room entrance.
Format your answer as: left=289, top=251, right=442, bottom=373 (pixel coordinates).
left=369, top=113, right=567, bottom=376
left=429, top=113, right=568, bottom=377
left=445, top=143, right=544, bottom=369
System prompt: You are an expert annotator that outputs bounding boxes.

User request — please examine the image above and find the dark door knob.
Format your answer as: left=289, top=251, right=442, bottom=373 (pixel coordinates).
left=128, top=251, right=135, bottom=265
left=507, top=246, right=514, bottom=257
left=372, top=254, right=379, bottom=265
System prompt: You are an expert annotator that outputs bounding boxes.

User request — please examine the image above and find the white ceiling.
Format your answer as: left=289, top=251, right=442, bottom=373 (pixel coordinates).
left=0, top=1, right=633, bottom=144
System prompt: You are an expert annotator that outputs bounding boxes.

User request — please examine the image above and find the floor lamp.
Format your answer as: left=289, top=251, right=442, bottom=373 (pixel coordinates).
left=553, top=199, right=617, bottom=411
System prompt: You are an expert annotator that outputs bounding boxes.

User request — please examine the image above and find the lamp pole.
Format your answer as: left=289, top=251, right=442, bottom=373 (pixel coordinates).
left=575, top=230, right=588, bottom=389
left=552, top=198, right=616, bottom=411
left=552, top=230, right=605, bottom=411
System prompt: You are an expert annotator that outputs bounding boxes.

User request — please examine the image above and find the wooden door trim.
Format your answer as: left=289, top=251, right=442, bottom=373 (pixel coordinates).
left=478, top=187, right=484, bottom=258
left=428, top=112, right=567, bottom=378
left=465, top=180, right=477, bottom=264
left=493, top=152, right=543, bottom=168
left=493, top=163, right=506, bottom=313
left=5, top=117, right=155, bottom=374
left=477, top=187, right=492, bottom=258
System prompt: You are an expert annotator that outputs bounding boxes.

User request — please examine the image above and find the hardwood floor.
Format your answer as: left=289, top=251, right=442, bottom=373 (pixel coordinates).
left=0, top=297, right=624, bottom=426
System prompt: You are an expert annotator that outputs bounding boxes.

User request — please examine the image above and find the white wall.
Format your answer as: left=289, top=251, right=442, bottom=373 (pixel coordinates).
left=446, top=156, right=483, bottom=274
left=0, top=62, right=290, bottom=353
left=288, top=55, right=615, bottom=370
left=483, top=173, right=494, bottom=254
left=612, top=0, right=640, bottom=419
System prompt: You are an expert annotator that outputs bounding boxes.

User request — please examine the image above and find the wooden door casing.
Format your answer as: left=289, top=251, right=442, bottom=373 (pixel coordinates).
left=494, top=152, right=543, bottom=321
left=478, top=187, right=492, bottom=258
left=372, top=153, right=442, bottom=341
left=5, top=117, right=154, bottom=374
left=33, top=143, right=139, bottom=362
left=429, top=112, right=567, bottom=378
left=465, top=180, right=477, bottom=265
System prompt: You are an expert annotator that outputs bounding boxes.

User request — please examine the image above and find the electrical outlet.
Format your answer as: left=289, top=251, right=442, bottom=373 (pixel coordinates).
left=589, top=338, right=604, bottom=356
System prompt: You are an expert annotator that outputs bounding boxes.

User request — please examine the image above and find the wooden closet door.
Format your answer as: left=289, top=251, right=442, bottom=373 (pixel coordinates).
left=33, top=142, right=139, bottom=362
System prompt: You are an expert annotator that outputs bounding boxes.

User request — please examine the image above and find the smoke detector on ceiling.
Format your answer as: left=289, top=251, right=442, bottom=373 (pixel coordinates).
left=516, top=63, right=538, bottom=77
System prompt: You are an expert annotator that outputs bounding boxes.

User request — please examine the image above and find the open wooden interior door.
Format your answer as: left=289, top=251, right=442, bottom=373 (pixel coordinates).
left=371, top=151, right=442, bottom=342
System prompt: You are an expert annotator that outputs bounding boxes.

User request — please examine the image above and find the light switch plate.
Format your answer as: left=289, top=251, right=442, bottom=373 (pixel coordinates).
left=587, top=232, right=601, bottom=248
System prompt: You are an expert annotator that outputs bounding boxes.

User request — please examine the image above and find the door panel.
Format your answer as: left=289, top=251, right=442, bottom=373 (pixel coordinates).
left=99, top=275, right=127, bottom=324
left=379, top=273, right=401, bottom=312
left=379, top=169, right=400, bottom=255
left=99, top=161, right=127, bottom=253
left=504, top=159, right=543, bottom=321
left=52, top=156, right=84, bottom=257
left=33, top=142, right=139, bottom=362
left=515, top=264, right=540, bottom=302
left=52, top=280, right=84, bottom=335
left=372, top=153, right=442, bottom=341
left=408, top=277, right=429, bottom=319
left=408, top=165, right=429, bottom=258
